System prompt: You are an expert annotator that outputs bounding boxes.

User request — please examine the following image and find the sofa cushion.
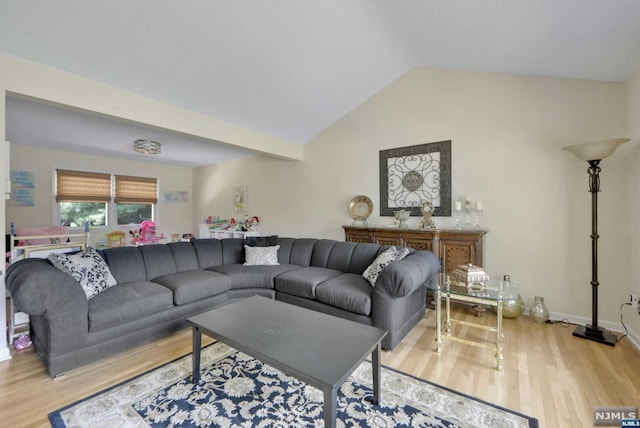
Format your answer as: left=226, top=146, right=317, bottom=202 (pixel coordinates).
left=221, top=238, right=245, bottom=264
left=348, top=243, right=384, bottom=274
left=209, top=264, right=300, bottom=289
left=138, top=245, right=178, bottom=279
left=192, top=239, right=223, bottom=269
left=315, top=273, right=372, bottom=316
left=289, top=238, right=317, bottom=267
left=310, top=239, right=336, bottom=268
left=100, top=247, right=146, bottom=283
left=168, top=242, right=200, bottom=272
left=326, top=241, right=358, bottom=272
left=244, top=245, right=280, bottom=266
left=47, top=247, right=117, bottom=300
left=275, top=237, right=295, bottom=264
left=88, top=281, right=173, bottom=331
left=274, top=267, right=342, bottom=299
left=152, top=270, right=231, bottom=305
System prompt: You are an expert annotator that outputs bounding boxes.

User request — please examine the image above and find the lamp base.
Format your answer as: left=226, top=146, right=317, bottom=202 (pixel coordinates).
left=573, top=324, right=616, bottom=347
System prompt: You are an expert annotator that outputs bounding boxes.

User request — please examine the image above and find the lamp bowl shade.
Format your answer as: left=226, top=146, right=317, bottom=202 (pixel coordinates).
left=563, top=138, right=629, bottom=161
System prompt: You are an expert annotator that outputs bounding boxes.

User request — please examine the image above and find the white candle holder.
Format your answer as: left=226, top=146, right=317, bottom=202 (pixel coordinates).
left=454, top=209, right=462, bottom=229
left=474, top=208, right=483, bottom=228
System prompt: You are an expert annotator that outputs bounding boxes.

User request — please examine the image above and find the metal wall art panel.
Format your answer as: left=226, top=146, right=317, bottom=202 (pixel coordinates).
left=379, top=140, right=451, bottom=216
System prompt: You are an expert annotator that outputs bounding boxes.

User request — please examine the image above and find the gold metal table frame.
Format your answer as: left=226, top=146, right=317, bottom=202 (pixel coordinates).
left=431, top=275, right=517, bottom=371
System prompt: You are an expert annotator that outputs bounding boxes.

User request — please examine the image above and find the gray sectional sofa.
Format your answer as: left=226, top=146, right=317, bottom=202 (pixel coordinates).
left=6, top=237, right=439, bottom=377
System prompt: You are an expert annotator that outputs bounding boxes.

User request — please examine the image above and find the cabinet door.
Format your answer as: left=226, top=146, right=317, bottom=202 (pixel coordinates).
left=440, top=240, right=477, bottom=274
left=344, top=228, right=372, bottom=243
left=400, top=230, right=435, bottom=251
left=372, top=232, right=403, bottom=247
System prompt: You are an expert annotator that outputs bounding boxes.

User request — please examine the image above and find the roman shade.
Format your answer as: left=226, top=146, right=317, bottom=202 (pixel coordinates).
left=115, top=175, right=158, bottom=204
left=55, top=169, right=111, bottom=202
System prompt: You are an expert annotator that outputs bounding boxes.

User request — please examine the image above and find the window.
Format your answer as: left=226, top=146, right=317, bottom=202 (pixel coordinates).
left=55, top=170, right=158, bottom=228
left=56, top=169, right=110, bottom=227
left=115, top=175, right=157, bottom=225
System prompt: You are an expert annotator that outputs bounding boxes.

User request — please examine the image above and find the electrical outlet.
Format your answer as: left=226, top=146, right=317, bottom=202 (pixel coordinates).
left=631, top=294, right=639, bottom=310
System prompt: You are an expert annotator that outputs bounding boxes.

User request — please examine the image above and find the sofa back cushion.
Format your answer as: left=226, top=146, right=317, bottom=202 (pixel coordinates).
left=100, top=247, right=147, bottom=283
left=326, top=241, right=358, bottom=272
left=221, top=238, right=245, bottom=264
left=138, top=245, right=177, bottom=280
left=276, top=237, right=295, bottom=264
left=192, top=239, right=223, bottom=268
left=168, top=242, right=199, bottom=272
left=289, top=238, right=317, bottom=267
left=347, top=243, right=381, bottom=274
left=310, top=239, right=336, bottom=268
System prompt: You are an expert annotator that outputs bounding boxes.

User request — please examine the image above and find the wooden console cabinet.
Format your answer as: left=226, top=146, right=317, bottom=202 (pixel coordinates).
left=343, top=225, right=487, bottom=274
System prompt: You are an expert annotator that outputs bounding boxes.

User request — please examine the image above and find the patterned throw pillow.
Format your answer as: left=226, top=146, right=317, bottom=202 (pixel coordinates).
left=244, top=235, right=279, bottom=247
left=362, top=246, right=411, bottom=286
left=48, top=247, right=117, bottom=300
left=244, top=245, right=280, bottom=266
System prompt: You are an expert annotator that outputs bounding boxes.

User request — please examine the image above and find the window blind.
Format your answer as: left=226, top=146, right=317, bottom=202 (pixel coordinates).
left=55, top=169, right=111, bottom=202
left=115, top=175, right=158, bottom=204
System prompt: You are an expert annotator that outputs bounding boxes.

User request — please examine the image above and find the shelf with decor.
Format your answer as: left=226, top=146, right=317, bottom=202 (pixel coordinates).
left=198, top=224, right=261, bottom=239
left=342, top=225, right=487, bottom=274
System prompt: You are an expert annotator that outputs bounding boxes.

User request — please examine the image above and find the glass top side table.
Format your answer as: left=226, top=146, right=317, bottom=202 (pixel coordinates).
left=426, top=274, right=519, bottom=371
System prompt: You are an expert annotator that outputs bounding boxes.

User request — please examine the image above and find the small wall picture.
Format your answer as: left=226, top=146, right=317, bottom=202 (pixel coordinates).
left=164, top=191, right=189, bottom=204
left=10, top=170, right=35, bottom=207
left=233, top=185, right=247, bottom=213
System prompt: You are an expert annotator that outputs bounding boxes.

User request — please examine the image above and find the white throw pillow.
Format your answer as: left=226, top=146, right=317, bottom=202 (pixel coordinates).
left=362, top=246, right=410, bottom=286
left=48, top=247, right=117, bottom=300
left=244, top=245, right=280, bottom=266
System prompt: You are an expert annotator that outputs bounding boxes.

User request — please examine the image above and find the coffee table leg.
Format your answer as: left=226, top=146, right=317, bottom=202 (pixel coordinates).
left=372, top=342, right=381, bottom=405
left=324, top=387, right=337, bottom=428
left=191, top=326, right=202, bottom=383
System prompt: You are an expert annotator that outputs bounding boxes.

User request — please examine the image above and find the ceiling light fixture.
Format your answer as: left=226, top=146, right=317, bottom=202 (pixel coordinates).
left=133, top=139, right=161, bottom=154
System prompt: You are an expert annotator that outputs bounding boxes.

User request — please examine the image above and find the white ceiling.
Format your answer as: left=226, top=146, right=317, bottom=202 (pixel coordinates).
left=2, top=0, right=640, bottom=167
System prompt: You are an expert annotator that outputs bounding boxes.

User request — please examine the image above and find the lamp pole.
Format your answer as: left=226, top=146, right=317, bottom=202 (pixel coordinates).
left=572, top=158, right=616, bottom=345
left=563, top=138, right=629, bottom=347
left=588, top=160, right=600, bottom=331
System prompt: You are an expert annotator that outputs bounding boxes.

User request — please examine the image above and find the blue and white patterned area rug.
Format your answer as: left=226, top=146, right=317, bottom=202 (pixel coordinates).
left=49, top=342, right=538, bottom=427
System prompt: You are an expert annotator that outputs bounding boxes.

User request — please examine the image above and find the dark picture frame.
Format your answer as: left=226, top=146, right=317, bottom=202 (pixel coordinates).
left=379, top=140, right=451, bottom=216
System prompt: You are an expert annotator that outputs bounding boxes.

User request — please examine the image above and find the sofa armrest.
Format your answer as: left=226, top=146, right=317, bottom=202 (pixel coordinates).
left=375, top=250, right=440, bottom=298
left=6, top=258, right=89, bottom=350
left=7, top=259, right=87, bottom=315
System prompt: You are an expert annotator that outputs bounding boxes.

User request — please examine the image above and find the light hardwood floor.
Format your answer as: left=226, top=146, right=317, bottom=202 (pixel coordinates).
left=1, top=306, right=639, bottom=427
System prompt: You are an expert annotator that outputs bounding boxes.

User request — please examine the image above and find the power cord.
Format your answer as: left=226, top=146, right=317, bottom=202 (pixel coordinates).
left=543, top=302, right=631, bottom=344
left=617, top=302, right=631, bottom=343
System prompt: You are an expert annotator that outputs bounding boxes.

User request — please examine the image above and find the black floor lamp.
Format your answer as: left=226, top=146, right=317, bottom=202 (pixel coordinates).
left=563, top=138, right=629, bottom=347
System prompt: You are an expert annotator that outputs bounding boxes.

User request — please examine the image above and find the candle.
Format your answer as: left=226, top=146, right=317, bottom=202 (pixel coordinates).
left=476, top=201, right=483, bottom=210
left=455, top=201, right=462, bottom=211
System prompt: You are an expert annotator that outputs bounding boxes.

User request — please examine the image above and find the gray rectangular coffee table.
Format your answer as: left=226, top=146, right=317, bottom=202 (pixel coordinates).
left=187, top=295, right=387, bottom=428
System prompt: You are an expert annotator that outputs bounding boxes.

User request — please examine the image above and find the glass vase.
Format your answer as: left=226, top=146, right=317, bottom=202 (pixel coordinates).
left=530, top=296, right=549, bottom=323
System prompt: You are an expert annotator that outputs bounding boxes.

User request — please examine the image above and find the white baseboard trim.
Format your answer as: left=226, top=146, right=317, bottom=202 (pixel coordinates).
left=548, top=311, right=640, bottom=350
left=0, top=347, right=11, bottom=362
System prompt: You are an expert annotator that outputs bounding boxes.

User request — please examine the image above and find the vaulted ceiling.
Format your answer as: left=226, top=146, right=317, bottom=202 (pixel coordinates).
left=2, top=1, right=640, bottom=166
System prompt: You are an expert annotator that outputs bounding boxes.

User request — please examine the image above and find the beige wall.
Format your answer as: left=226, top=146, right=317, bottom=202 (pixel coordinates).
left=6, top=144, right=194, bottom=246
left=625, top=70, right=640, bottom=336
left=194, top=68, right=632, bottom=332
